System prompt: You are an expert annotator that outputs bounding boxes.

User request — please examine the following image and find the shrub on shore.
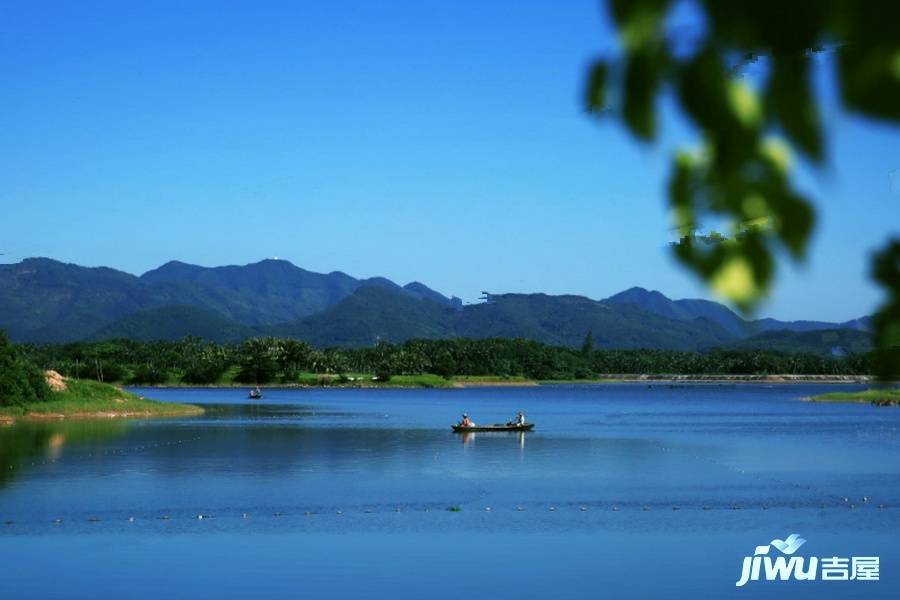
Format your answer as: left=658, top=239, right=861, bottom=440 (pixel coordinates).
left=0, top=330, right=50, bottom=407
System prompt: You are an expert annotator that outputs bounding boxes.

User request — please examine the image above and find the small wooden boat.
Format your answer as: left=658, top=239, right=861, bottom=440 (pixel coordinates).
left=451, top=423, right=534, bottom=433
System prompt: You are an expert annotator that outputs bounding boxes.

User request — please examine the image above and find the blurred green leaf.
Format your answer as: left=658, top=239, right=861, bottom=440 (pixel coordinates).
left=609, top=0, right=670, bottom=49
left=767, top=54, right=824, bottom=161
left=595, top=0, right=900, bottom=377
left=837, top=43, right=900, bottom=121
left=623, top=47, right=662, bottom=140
left=677, top=50, right=759, bottom=172
left=771, top=191, right=815, bottom=259
left=585, top=60, right=609, bottom=113
left=833, top=0, right=900, bottom=122
left=871, top=239, right=900, bottom=378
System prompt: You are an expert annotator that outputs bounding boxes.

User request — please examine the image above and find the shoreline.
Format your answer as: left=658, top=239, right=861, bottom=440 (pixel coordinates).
left=127, top=373, right=872, bottom=390
left=590, top=374, right=872, bottom=384
left=0, top=404, right=204, bottom=425
left=0, top=407, right=204, bottom=425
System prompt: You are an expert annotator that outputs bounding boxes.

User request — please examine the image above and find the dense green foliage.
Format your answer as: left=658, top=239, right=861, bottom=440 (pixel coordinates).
left=0, top=330, right=49, bottom=407
left=588, top=0, right=899, bottom=376
left=20, top=336, right=871, bottom=385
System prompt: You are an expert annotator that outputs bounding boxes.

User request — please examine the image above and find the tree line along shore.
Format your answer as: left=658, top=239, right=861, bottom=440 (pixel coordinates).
left=3, top=331, right=896, bottom=419
left=19, top=335, right=873, bottom=386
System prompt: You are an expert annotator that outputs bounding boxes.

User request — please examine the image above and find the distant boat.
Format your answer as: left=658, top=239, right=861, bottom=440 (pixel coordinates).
left=248, top=388, right=262, bottom=399
left=451, top=423, right=534, bottom=433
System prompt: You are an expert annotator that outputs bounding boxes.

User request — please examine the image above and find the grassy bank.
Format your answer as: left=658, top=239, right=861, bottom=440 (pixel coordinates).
left=807, top=388, right=900, bottom=406
left=0, top=378, right=203, bottom=422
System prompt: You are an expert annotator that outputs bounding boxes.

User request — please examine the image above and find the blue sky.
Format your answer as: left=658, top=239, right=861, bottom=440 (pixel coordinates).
left=1, top=0, right=897, bottom=321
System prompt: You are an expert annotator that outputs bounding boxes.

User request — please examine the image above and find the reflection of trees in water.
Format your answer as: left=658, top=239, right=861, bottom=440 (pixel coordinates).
left=0, top=409, right=668, bottom=491
left=0, top=421, right=126, bottom=487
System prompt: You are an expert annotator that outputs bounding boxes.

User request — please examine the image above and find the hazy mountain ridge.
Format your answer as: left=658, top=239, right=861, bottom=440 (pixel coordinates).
left=0, top=258, right=870, bottom=353
left=604, top=286, right=870, bottom=337
left=267, top=290, right=737, bottom=350
left=0, top=257, right=457, bottom=342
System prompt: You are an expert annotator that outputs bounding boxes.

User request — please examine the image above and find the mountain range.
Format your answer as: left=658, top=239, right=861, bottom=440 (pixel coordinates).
left=0, top=257, right=872, bottom=355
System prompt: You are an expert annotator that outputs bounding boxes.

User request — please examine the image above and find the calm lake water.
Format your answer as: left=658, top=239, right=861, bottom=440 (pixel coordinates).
left=1, top=383, right=899, bottom=599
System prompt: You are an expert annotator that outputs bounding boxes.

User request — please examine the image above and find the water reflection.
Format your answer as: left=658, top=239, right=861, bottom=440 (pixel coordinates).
left=0, top=420, right=126, bottom=487
left=458, top=430, right=527, bottom=452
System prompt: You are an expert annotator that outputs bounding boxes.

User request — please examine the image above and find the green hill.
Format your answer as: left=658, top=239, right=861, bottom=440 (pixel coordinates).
left=605, top=286, right=870, bottom=337
left=0, top=257, right=455, bottom=342
left=270, top=285, right=457, bottom=346
left=729, top=328, right=873, bottom=356
left=271, top=288, right=737, bottom=350
left=90, top=305, right=255, bottom=342
left=455, top=293, right=735, bottom=350
left=0, top=258, right=171, bottom=342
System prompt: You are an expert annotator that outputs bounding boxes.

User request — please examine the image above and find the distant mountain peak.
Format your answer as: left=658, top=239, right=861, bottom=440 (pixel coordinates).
left=608, top=287, right=670, bottom=302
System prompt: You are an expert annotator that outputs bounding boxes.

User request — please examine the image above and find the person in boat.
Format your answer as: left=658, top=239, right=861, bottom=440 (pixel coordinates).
left=459, top=413, right=473, bottom=427
left=507, top=411, right=525, bottom=426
